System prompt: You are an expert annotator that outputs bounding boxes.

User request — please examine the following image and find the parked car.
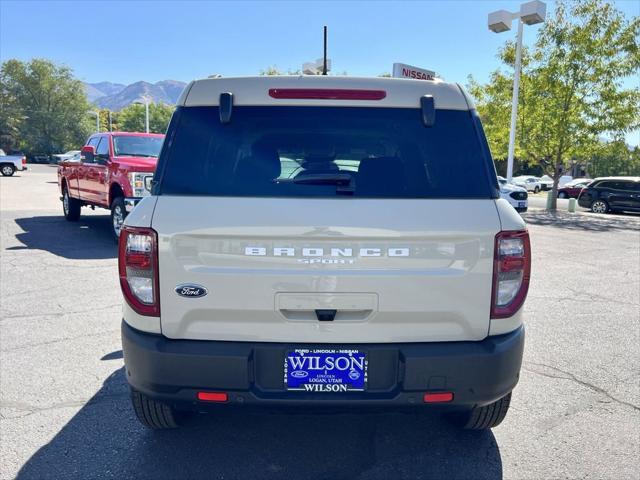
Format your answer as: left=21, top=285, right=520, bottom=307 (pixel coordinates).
left=539, top=175, right=573, bottom=190
left=557, top=178, right=591, bottom=199
left=512, top=176, right=542, bottom=193
left=539, top=175, right=553, bottom=191
left=57, top=132, right=165, bottom=239
left=120, top=75, right=529, bottom=431
left=0, top=149, right=27, bottom=176
left=498, top=176, right=528, bottom=212
left=577, top=177, right=640, bottom=213
left=29, top=154, right=51, bottom=164
left=51, top=150, right=81, bottom=164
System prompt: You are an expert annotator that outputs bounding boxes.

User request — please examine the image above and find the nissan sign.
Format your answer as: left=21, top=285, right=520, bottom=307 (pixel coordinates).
left=392, top=63, right=436, bottom=81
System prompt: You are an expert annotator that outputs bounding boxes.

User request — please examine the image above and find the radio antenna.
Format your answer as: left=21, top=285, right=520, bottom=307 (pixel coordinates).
left=322, top=26, right=328, bottom=75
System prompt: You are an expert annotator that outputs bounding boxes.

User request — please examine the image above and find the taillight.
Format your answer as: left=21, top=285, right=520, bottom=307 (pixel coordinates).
left=268, top=88, right=387, bottom=100
left=118, top=226, right=159, bottom=316
left=21, top=156, right=26, bottom=166
left=491, top=230, right=531, bottom=319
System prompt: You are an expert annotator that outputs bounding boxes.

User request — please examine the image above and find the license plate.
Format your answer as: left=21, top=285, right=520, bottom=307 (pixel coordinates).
left=518, top=202, right=526, bottom=208
left=284, top=349, right=367, bottom=392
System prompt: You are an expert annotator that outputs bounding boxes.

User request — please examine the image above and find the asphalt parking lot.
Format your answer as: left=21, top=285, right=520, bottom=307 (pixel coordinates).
left=1, top=165, right=639, bottom=480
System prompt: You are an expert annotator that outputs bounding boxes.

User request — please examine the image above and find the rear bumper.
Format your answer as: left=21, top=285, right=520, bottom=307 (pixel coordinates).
left=122, top=321, right=524, bottom=411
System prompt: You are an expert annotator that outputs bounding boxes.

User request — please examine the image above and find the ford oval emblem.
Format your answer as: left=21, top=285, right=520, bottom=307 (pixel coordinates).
left=290, top=370, right=309, bottom=378
left=175, top=284, right=208, bottom=298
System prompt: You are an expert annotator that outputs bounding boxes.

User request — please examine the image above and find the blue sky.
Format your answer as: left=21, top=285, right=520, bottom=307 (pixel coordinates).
left=1, top=0, right=638, bottom=143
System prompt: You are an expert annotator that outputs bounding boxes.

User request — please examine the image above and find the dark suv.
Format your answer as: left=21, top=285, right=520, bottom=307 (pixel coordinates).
left=578, top=177, right=640, bottom=213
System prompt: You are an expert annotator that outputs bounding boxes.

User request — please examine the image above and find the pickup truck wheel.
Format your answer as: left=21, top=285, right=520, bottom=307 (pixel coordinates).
left=454, top=392, right=512, bottom=430
left=62, top=187, right=81, bottom=221
left=1, top=164, right=15, bottom=176
left=111, top=197, right=126, bottom=240
left=130, top=389, right=182, bottom=429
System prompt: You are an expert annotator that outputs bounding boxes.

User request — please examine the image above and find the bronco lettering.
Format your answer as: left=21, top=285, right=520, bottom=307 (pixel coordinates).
left=245, top=247, right=410, bottom=257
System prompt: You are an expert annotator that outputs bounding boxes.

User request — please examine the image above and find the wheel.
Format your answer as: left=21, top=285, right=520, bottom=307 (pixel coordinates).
left=62, top=186, right=81, bottom=221
left=534, top=186, right=540, bottom=193
left=591, top=199, right=608, bottom=214
left=130, top=389, right=182, bottom=429
left=1, top=164, right=15, bottom=176
left=110, top=197, right=127, bottom=241
left=558, top=192, right=567, bottom=199
left=453, top=392, right=512, bottom=430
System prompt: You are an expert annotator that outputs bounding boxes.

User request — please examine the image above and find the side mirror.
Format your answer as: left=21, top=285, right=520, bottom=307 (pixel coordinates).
left=81, top=145, right=95, bottom=163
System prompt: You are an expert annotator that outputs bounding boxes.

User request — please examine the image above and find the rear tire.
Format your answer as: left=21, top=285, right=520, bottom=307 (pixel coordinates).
left=591, top=199, right=608, bottom=214
left=558, top=192, right=567, bottom=199
left=130, top=389, right=182, bottom=429
left=534, top=186, right=540, bottom=194
left=1, top=164, right=15, bottom=176
left=62, top=186, right=81, bottom=221
left=455, top=392, right=512, bottom=430
left=110, top=197, right=126, bottom=241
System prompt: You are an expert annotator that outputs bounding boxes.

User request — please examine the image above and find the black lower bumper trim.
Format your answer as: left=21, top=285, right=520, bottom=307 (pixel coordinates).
left=122, top=321, right=524, bottom=410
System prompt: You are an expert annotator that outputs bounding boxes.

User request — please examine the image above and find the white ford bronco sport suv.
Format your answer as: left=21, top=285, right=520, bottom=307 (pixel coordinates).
left=119, top=75, right=530, bottom=430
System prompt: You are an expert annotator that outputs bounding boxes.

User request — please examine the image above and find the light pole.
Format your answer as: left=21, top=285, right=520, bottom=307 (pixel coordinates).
left=134, top=97, right=150, bottom=133
left=488, top=0, right=546, bottom=182
left=88, top=111, right=100, bottom=133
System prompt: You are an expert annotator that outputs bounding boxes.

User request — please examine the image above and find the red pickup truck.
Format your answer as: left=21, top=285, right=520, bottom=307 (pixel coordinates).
left=58, top=132, right=164, bottom=240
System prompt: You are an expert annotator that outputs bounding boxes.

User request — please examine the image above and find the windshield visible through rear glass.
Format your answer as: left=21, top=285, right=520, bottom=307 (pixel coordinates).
left=157, top=106, right=497, bottom=198
left=113, top=136, right=163, bottom=158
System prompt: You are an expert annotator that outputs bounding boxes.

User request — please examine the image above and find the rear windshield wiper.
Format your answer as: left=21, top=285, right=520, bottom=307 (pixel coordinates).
left=292, top=173, right=356, bottom=194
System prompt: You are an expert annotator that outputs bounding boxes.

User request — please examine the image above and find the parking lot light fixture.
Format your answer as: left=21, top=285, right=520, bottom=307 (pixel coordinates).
left=488, top=0, right=546, bottom=182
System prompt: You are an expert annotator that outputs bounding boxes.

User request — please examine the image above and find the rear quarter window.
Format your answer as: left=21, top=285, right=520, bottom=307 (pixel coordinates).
left=156, top=106, right=498, bottom=199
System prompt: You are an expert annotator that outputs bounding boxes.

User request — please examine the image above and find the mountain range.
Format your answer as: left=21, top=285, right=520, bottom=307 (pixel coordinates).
left=85, top=80, right=188, bottom=111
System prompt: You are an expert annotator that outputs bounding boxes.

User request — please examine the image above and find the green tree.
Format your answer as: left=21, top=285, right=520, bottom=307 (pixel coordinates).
left=98, top=108, right=117, bottom=132
left=260, top=65, right=283, bottom=76
left=260, top=66, right=301, bottom=75
left=588, top=140, right=640, bottom=177
left=0, top=58, right=93, bottom=154
left=117, top=102, right=174, bottom=134
left=470, top=0, right=639, bottom=210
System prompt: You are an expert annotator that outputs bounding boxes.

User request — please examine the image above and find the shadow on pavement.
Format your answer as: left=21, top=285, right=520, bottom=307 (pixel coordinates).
left=523, top=210, right=640, bottom=232
left=100, top=350, right=123, bottom=361
left=9, top=215, right=116, bottom=259
left=17, top=367, right=503, bottom=480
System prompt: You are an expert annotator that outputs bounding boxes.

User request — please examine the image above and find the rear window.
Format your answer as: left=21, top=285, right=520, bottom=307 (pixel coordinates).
left=156, top=106, right=497, bottom=198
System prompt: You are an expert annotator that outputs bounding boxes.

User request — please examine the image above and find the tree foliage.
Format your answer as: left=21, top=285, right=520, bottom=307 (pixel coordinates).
left=0, top=58, right=93, bottom=154
left=260, top=65, right=301, bottom=75
left=469, top=0, right=639, bottom=209
left=117, top=102, right=174, bottom=134
left=98, top=109, right=115, bottom=132
left=589, top=141, right=640, bottom=177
